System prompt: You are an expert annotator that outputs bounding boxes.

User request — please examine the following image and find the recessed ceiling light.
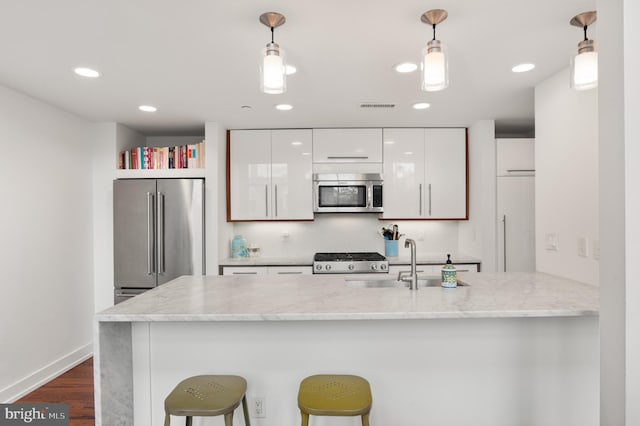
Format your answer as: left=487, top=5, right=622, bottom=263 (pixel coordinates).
left=74, top=67, right=100, bottom=78
left=301, top=152, right=311, bottom=156
left=384, top=140, right=396, bottom=145
left=412, top=102, right=431, bottom=110
left=512, top=63, right=536, bottom=73
left=275, top=104, right=293, bottom=111
left=291, top=141, right=303, bottom=146
left=404, top=151, right=414, bottom=155
left=138, top=105, right=157, bottom=112
left=285, top=65, right=297, bottom=75
left=394, top=62, right=418, bottom=73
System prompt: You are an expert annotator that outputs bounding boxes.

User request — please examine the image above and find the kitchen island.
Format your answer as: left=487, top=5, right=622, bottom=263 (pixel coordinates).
left=95, top=272, right=599, bottom=426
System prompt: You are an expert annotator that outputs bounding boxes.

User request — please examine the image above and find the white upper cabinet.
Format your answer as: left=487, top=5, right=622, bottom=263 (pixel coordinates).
left=496, top=138, right=535, bottom=176
left=229, top=129, right=313, bottom=221
left=313, top=128, right=383, bottom=163
left=230, top=130, right=271, bottom=220
left=271, top=129, right=313, bottom=220
left=382, top=129, right=426, bottom=218
left=425, top=128, right=467, bottom=219
left=383, top=128, right=467, bottom=220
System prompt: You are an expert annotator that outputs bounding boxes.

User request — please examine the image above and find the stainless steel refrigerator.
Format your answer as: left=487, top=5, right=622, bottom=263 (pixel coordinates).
left=113, top=178, right=205, bottom=304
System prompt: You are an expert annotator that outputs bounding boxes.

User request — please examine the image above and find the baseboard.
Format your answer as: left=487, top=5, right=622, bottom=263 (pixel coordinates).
left=0, top=343, right=93, bottom=403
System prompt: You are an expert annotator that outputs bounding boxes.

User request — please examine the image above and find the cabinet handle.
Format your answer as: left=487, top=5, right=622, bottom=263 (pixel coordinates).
left=146, top=192, right=155, bottom=275
left=276, top=271, right=303, bottom=275
left=265, top=185, right=269, bottom=217
left=326, top=156, right=369, bottom=160
left=233, top=272, right=258, bottom=275
left=507, top=169, right=535, bottom=173
left=428, top=184, right=432, bottom=216
left=502, top=214, right=507, bottom=272
left=419, top=184, right=423, bottom=216
left=157, top=192, right=165, bottom=275
left=274, top=184, right=278, bottom=217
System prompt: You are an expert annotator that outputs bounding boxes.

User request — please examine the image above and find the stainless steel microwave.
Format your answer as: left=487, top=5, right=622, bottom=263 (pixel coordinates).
left=313, top=173, right=383, bottom=213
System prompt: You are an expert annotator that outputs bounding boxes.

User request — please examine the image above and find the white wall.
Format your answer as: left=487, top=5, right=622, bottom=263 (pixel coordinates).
left=0, top=85, right=94, bottom=401
left=204, top=123, right=234, bottom=274
left=231, top=216, right=459, bottom=259
left=458, top=120, right=497, bottom=271
left=534, top=68, right=599, bottom=285
left=623, top=0, right=640, bottom=421
left=598, top=0, right=636, bottom=423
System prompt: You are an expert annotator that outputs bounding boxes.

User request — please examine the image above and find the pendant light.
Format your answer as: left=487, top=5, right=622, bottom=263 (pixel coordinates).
left=570, top=11, right=598, bottom=91
left=259, top=12, right=286, bottom=94
left=420, top=9, right=449, bottom=92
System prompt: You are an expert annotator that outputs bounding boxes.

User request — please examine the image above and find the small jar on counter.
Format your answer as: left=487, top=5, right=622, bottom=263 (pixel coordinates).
left=231, top=235, right=248, bottom=258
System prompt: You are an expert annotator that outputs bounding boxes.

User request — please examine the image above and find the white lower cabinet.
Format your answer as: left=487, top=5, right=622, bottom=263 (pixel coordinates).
left=222, top=266, right=269, bottom=276
left=389, top=263, right=479, bottom=276
left=222, top=266, right=312, bottom=276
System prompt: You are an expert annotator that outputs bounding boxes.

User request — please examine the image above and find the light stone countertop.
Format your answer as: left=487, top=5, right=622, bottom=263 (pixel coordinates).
left=97, top=272, right=598, bottom=322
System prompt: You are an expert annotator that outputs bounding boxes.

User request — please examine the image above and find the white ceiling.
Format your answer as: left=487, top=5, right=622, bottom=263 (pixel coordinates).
left=0, top=0, right=596, bottom=136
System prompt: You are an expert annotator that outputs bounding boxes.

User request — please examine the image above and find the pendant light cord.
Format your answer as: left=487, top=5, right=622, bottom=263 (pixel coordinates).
left=271, top=26, right=275, bottom=43
left=432, top=23, right=437, bottom=41
left=583, top=25, right=589, bottom=41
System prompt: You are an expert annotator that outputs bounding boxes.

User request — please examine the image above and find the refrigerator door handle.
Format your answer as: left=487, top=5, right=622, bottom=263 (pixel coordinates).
left=146, top=192, right=155, bottom=275
left=157, top=191, right=165, bottom=275
left=502, top=214, right=507, bottom=272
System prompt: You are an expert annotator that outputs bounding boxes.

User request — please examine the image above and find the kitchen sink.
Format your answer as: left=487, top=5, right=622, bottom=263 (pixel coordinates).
left=345, top=276, right=469, bottom=289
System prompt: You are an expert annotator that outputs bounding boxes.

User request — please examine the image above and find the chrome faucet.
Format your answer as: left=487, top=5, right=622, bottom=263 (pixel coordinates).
left=399, top=238, right=418, bottom=290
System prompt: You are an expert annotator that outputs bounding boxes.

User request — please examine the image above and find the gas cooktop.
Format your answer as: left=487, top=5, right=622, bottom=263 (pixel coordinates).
left=313, top=252, right=389, bottom=274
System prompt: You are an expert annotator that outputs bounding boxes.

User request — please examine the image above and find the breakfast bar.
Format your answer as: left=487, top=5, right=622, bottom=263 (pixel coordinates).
left=95, top=272, right=599, bottom=426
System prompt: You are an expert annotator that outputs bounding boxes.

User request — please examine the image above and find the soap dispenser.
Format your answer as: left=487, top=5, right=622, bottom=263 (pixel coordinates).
left=441, top=254, right=457, bottom=288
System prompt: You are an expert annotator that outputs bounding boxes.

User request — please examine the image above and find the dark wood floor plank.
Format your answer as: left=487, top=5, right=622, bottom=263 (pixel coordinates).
left=16, top=358, right=95, bottom=425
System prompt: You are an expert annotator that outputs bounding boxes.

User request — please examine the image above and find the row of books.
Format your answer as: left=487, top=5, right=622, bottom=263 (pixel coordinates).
left=118, top=142, right=205, bottom=170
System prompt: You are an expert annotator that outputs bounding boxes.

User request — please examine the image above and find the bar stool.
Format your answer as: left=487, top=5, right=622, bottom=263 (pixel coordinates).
left=164, top=375, right=250, bottom=426
left=298, top=374, right=372, bottom=426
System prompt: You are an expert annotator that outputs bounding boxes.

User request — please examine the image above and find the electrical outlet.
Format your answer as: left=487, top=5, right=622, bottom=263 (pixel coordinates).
left=577, top=237, right=589, bottom=257
left=545, top=233, right=559, bottom=251
left=252, top=397, right=266, bottom=418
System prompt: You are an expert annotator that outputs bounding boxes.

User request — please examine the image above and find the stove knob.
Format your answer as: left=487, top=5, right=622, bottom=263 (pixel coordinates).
left=370, top=264, right=378, bottom=271
left=348, top=264, right=355, bottom=271
left=315, top=264, right=323, bottom=271
left=380, top=263, right=387, bottom=270
left=325, top=264, right=332, bottom=271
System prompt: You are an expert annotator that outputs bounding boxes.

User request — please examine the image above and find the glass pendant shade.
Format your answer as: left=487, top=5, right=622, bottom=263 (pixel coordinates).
left=571, top=50, right=598, bottom=91
left=260, top=42, right=286, bottom=94
left=421, top=40, right=448, bottom=92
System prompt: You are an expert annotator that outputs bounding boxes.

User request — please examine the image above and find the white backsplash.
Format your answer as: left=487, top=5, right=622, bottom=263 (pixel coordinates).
left=229, top=214, right=460, bottom=258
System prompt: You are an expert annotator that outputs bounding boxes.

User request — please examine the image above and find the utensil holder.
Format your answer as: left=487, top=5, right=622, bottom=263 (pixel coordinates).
left=384, top=240, right=398, bottom=257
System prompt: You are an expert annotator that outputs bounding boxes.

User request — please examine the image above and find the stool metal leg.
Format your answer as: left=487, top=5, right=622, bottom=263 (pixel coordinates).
left=241, top=395, right=251, bottom=426
left=362, top=413, right=370, bottom=426
left=301, top=411, right=309, bottom=426
left=224, top=411, right=234, bottom=426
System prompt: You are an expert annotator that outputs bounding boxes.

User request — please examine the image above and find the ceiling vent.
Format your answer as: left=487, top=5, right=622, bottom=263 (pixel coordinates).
left=360, top=102, right=396, bottom=109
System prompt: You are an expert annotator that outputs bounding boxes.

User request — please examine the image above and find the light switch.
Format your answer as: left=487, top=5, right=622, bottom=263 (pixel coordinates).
left=592, top=240, right=600, bottom=260
left=545, top=233, right=559, bottom=251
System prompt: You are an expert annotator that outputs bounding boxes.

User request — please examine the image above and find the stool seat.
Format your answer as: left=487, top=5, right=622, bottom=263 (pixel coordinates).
left=298, top=374, right=372, bottom=425
left=164, top=375, right=249, bottom=426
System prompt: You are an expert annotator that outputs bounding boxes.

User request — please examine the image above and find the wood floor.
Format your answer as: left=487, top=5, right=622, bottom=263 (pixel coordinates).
left=16, top=358, right=95, bottom=425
